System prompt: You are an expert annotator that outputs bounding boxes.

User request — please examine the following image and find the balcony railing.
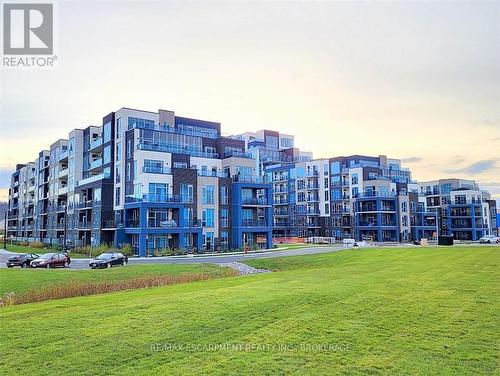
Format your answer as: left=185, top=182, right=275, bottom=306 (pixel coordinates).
left=241, top=219, right=268, bottom=227
left=77, top=200, right=93, bottom=209
left=126, top=219, right=140, bottom=228
left=241, top=197, right=268, bottom=205
left=58, top=168, right=69, bottom=178
left=143, top=166, right=172, bottom=175
left=89, top=137, right=103, bottom=150
left=223, top=150, right=253, bottom=159
left=89, top=158, right=103, bottom=170
left=137, top=142, right=219, bottom=159
left=198, top=170, right=229, bottom=178
left=125, top=194, right=191, bottom=204
left=77, top=172, right=111, bottom=187
left=58, top=186, right=69, bottom=195
left=102, top=219, right=123, bottom=229
left=232, top=175, right=269, bottom=184
left=78, top=222, right=92, bottom=229
left=58, top=150, right=69, bottom=161
left=147, top=219, right=201, bottom=228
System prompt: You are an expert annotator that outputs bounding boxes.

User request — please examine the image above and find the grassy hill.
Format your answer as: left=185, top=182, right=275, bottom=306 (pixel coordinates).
left=0, top=246, right=498, bottom=375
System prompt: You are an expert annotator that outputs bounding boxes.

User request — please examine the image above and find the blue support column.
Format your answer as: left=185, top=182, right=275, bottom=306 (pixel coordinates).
left=138, top=233, right=147, bottom=257
left=377, top=210, right=382, bottom=242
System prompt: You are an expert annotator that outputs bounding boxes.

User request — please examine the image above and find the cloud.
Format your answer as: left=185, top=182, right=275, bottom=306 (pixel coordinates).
left=473, top=119, right=500, bottom=129
left=401, top=157, right=422, bottom=163
left=445, top=159, right=499, bottom=176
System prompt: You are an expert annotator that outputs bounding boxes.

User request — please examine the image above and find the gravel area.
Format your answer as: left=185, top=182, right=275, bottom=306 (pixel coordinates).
left=216, top=261, right=271, bottom=275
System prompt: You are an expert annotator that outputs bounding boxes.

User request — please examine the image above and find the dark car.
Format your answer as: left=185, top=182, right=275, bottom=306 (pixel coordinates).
left=6, top=253, right=40, bottom=268
left=89, top=252, right=128, bottom=269
left=30, top=253, right=71, bottom=268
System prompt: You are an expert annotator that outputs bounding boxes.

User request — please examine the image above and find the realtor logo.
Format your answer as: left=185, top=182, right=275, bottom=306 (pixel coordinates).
left=3, top=3, right=53, bottom=55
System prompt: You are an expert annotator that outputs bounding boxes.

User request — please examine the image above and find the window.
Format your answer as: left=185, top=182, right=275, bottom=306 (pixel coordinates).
left=181, top=184, right=193, bottom=203
left=280, top=137, right=293, bottom=148
left=325, top=203, right=329, bottom=214
left=103, top=122, right=112, bottom=142
left=126, top=162, right=131, bottom=181
left=221, top=208, right=228, bottom=227
left=202, top=185, right=214, bottom=204
left=115, top=187, right=120, bottom=206
left=173, top=162, right=187, bottom=169
left=116, top=142, right=121, bottom=161
left=352, top=187, right=359, bottom=198
left=144, top=159, right=163, bottom=173
left=220, top=231, right=229, bottom=249
left=202, top=209, right=214, bottom=227
left=401, top=201, right=407, bottom=212
left=324, top=191, right=329, bottom=201
left=115, top=165, right=121, bottom=183
left=149, top=183, right=168, bottom=199
left=204, top=232, right=214, bottom=250
left=116, top=118, right=122, bottom=138
left=331, top=162, right=340, bottom=174
left=455, top=195, right=466, bottom=205
left=128, top=117, right=155, bottom=130
left=324, top=178, right=329, bottom=189
left=103, top=145, right=111, bottom=164
left=94, top=188, right=102, bottom=203
left=126, top=139, right=131, bottom=158
left=351, top=173, right=358, bottom=185
left=266, top=135, right=278, bottom=150
left=220, top=186, right=228, bottom=205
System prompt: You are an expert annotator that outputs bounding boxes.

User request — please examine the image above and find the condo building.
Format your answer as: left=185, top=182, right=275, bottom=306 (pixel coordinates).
left=7, top=108, right=273, bottom=256
left=7, top=110, right=498, bottom=255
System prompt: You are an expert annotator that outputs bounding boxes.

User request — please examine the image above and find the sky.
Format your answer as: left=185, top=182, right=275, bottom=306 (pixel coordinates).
left=0, top=0, right=499, bottom=204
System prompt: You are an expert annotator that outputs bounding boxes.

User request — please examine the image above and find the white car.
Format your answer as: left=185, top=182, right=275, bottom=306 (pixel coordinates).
left=479, top=235, right=499, bottom=244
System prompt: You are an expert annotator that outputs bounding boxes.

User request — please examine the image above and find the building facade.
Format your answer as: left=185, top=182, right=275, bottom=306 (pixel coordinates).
left=7, top=108, right=273, bottom=256
left=7, top=114, right=498, bottom=254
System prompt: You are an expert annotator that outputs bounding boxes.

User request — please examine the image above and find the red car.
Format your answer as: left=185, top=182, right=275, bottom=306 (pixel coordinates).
left=30, top=253, right=71, bottom=268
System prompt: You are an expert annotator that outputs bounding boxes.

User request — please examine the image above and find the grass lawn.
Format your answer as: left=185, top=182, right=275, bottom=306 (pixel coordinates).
left=0, top=263, right=228, bottom=296
left=274, top=243, right=327, bottom=251
left=1, top=246, right=498, bottom=375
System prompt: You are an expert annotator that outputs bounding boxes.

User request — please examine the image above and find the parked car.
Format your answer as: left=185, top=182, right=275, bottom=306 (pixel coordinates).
left=89, top=252, right=128, bottom=269
left=479, top=235, right=500, bottom=244
left=6, top=253, right=40, bottom=268
left=30, top=253, right=71, bottom=268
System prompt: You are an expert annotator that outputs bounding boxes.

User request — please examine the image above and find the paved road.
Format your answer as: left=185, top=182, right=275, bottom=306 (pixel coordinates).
left=0, top=245, right=353, bottom=270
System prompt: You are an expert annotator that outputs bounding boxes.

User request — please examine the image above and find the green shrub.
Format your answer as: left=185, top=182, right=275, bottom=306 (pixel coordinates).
left=173, top=248, right=186, bottom=256
left=119, top=243, right=134, bottom=256
left=30, top=242, right=44, bottom=249
left=19, top=241, right=29, bottom=247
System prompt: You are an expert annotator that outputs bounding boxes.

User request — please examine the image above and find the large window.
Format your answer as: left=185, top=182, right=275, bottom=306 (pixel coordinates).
left=204, top=232, right=214, bottom=250
left=149, top=183, right=168, bottom=198
left=181, top=184, right=193, bottom=203
left=280, top=137, right=293, bottom=148
left=220, top=186, right=228, bottom=205
left=128, top=117, right=155, bottom=130
left=103, top=145, right=111, bottom=164
left=220, top=231, right=229, bottom=249
left=331, top=162, right=340, bottom=174
left=116, top=142, right=121, bottom=161
left=202, top=209, right=214, bottom=227
left=116, top=118, right=122, bottom=138
left=144, top=159, right=163, bottom=173
left=115, top=187, right=120, bottom=206
left=202, top=185, right=214, bottom=204
left=103, top=122, right=112, bottom=142
left=221, top=208, right=228, bottom=227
